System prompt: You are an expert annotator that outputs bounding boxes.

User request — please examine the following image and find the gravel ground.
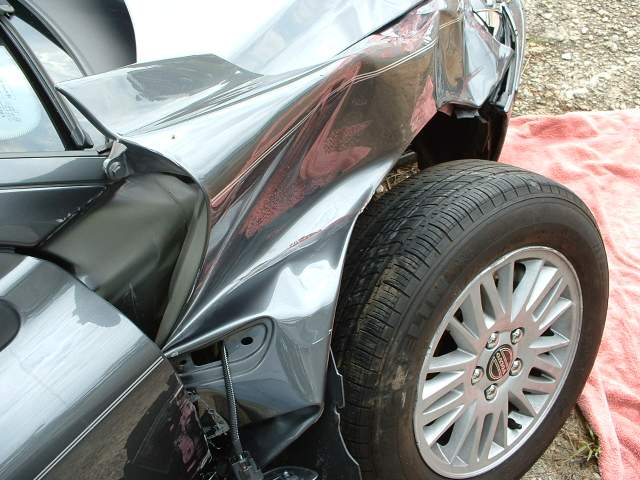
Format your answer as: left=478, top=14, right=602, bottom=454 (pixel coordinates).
left=514, top=0, right=640, bottom=116
left=517, top=0, right=640, bottom=478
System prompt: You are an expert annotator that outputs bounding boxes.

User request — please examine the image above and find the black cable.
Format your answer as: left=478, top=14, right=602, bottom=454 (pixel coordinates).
left=221, top=342, right=243, bottom=458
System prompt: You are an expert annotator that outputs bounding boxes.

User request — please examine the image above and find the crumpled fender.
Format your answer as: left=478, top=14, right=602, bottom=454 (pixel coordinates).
left=58, top=0, right=521, bottom=422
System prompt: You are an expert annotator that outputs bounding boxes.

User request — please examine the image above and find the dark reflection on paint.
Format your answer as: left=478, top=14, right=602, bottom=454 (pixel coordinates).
left=123, top=379, right=209, bottom=480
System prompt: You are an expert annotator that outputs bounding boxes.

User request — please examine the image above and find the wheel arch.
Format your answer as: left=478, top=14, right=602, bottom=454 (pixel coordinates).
left=410, top=105, right=509, bottom=169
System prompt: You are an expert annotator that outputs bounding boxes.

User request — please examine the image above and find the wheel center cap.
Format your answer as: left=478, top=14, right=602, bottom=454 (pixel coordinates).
left=486, top=344, right=514, bottom=381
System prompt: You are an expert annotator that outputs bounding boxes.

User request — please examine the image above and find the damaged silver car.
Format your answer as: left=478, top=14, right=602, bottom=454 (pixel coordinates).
left=0, top=1, right=609, bottom=479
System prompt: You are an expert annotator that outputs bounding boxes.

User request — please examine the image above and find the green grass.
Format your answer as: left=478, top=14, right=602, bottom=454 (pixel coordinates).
left=576, top=425, right=602, bottom=463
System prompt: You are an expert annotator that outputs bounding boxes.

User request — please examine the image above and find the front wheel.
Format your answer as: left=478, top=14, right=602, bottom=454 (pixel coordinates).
left=333, top=160, right=608, bottom=479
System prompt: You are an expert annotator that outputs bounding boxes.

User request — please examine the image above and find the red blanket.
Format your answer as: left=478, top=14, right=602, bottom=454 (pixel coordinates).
left=501, top=110, right=640, bottom=480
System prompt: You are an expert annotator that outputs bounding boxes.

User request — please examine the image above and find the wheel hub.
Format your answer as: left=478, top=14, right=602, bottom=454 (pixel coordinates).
left=414, top=247, right=582, bottom=479
left=486, top=344, right=514, bottom=382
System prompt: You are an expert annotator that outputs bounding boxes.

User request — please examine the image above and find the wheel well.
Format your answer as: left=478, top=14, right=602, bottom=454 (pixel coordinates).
left=410, top=106, right=509, bottom=169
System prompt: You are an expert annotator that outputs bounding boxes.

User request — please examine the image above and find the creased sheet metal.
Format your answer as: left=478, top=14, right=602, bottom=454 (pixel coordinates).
left=125, top=0, right=423, bottom=76
left=58, top=0, right=517, bottom=420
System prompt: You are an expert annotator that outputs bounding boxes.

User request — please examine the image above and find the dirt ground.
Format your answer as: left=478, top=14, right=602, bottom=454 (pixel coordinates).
left=517, top=0, right=640, bottom=478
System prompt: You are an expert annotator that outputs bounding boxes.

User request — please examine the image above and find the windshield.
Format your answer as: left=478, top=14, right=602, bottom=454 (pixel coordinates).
left=9, top=15, right=106, bottom=147
left=0, top=39, right=63, bottom=153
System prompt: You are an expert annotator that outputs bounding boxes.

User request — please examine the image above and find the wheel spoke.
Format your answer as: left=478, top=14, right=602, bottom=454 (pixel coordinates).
left=423, top=403, right=465, bottom=446
left=480, top=273, right=507, bottom=321
left=512, top=259, right=544, bottom=319
left=532, top=355, right=562, bottom=380
left=527, top=267, right=563, bottom=315
left=509, top=388, right=538, bottom=417
left=529, top=332, right=570, bottom=354
left=497, top=262, right=514, bottom=318
left=494, top=397, right=510, bottom=449
left=441, top=403, right=478, bottom=462
left=421, top=371, right=465, bottom=408
left=421, top=389, right=466, bottom=425
left=461, top=414, right=485, bottom=465
left=479, top=413, right=500, bottom=460
left=428, top=350, right=476, bottom=374
left=446, top=316, right=482, bottom=354
left=460, top=284, right=490, bottom=337
left=522, top=377, right=555, bottom=395
left=537, top=297, right=572, bottom=332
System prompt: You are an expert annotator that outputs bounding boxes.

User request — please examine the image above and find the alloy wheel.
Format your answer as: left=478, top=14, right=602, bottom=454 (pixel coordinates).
left=414, top=247, right=582, bottom=478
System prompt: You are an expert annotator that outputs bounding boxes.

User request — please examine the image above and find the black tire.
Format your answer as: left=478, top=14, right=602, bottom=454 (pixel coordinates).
left=333, top=160, right=608, bottom=480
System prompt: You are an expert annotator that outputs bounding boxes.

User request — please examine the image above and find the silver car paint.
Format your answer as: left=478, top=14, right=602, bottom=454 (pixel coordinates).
left=126, top=0, right=423, bottom=75
left=0, top=253, right=209, bottom=479
left=57, top=0, right=524, bottom=437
